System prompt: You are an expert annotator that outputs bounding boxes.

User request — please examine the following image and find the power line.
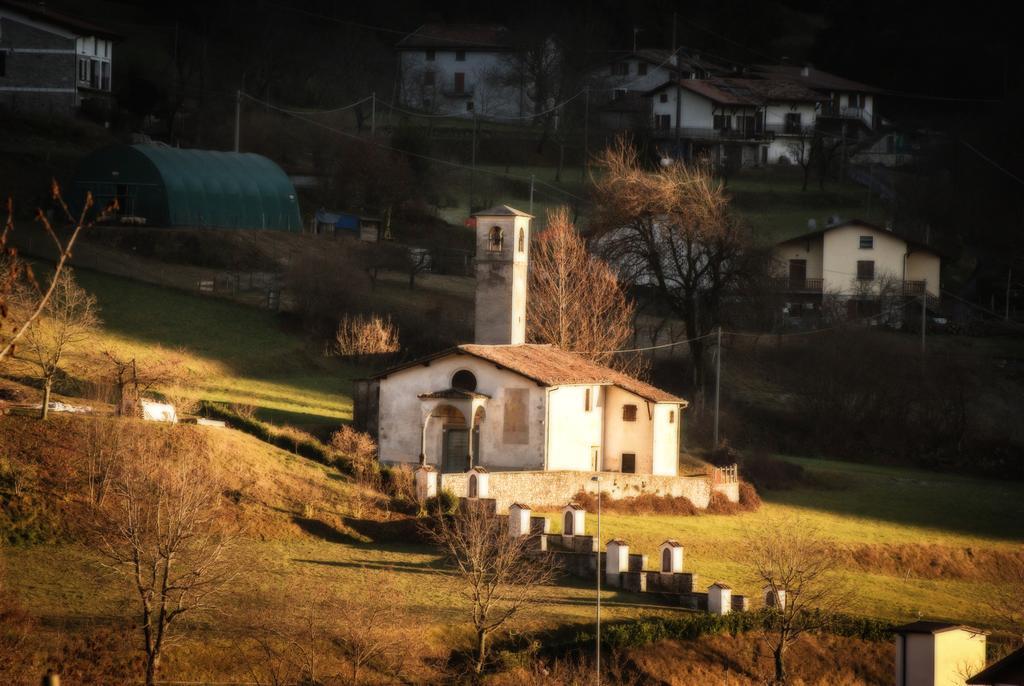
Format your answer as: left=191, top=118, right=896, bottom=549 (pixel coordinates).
left=239, top=91, right=587, bottom=202
left=960, top=140, right=1024, bottom=186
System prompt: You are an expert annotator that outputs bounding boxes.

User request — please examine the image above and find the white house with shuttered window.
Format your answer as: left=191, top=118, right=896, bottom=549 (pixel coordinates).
left=357, top=205, right=687, bottom=476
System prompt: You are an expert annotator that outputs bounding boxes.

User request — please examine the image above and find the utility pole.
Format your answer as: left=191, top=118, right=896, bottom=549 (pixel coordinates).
left=582, top=87, right=589, bottom=182
left=591, top=475, right=602, bottom=686
left=713, top=326, right=722, bottom=447
left=672, top=13, right=682, bottom=156
left=1006, top=268, right=1013, bottom=321
left=470, top=112, right=478, bottom=212
left=234, top=89, right=241, bottom=152
left=529, top=174, right=535, bottom=216
left=921, top=280, right=927, bottom=356
left=371, top=91, right=376, bottom=137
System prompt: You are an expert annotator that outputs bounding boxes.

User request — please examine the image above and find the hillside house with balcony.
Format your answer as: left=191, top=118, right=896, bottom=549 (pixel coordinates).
left=751, top=64, right=879, bottom=140
left=396, top=23, right=532, bottom=118
left=0, top=0, right=119, bottom=115
left=773, top=219, right=940, bottom=320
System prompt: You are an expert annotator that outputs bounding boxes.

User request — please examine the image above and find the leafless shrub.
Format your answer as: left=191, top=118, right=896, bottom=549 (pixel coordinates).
left=103, top=350, right=191, bottom=418
left=330, top=425, right=378, bottom=487
left=333, top=313, right=400, bottom=359
left=230, top=403, right=259, bottom=421
left=987, top=555, right=1024, bottom=644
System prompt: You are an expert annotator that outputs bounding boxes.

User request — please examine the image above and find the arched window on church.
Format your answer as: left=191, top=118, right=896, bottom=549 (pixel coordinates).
left=488, top=226, right=504, bottom=252
left=517, top=227, right=525, bottom=253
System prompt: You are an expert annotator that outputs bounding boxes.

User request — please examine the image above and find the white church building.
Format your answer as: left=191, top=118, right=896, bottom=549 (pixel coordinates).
left=362, top=205, right=687, bottom=476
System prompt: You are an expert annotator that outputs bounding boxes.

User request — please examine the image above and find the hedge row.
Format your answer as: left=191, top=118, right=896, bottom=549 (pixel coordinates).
left=576, top=609, right=893, bottom=649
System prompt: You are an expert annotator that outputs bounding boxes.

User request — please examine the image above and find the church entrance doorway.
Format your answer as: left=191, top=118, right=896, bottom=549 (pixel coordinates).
left=443, top=429, right=470, bottom=472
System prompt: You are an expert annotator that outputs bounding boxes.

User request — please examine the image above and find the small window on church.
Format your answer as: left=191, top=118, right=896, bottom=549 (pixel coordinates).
left=452, top=370, right=478, bottom=392
left=622, top=404, right=637, bottom=422
left=517, top=227, right=525, bottom=253
left=488, top=226, right=504, bottom=252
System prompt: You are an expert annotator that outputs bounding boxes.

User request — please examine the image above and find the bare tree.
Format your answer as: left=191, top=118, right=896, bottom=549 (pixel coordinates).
left=425, top=505, right=557, bottom=675
left=89, top=427, right=237, bottom=686
left=987, top=555, right=1024, bottom=645
left=1, top=182, right=115, bottom=364
left=244, top=581, right=414, bottom=686
left=528, top=206, right=641, bottom=375
left=741, top=517, right=849, bottom=685
left=592, top=137, right=752, bottom=386
left=103, top=350, right=188, bottom=417
left=786, top=127, right=816, bottom=191
left=18, top=269, right=99, bottom=419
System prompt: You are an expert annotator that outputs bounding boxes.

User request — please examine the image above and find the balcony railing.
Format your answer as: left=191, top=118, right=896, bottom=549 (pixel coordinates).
left=772, top=277, right=823, bottom=293
left=819, top=104, right=873, bottom=128
left=902, top=280, right=926, bottom=296
left=659, top=126, right=773, bottom=141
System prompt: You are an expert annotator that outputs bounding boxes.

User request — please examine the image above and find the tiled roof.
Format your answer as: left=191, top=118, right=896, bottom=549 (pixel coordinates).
left=0, top=0, right=121, bottom=39
left=751, top=64, right=880, bottom=94
left=417, top=388, right=491, bottom=400
left=777, top=219, right=942, bottom=256
left=458, top=344, right=685, bottom=403
left=678, top=79, right=761, bottom=106
left=966, top=646, right=1024, bottom=685
left=396, top=23, right=511, bottom=50
left=374, top=344, right=686, bottom=404
left=662, top=539, right=683, bottom=547
left=726, top=77, right=822, bottom=103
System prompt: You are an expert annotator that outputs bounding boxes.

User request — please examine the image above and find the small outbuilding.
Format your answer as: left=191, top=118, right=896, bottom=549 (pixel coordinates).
left=72, top=144, right=302, bottom=231
left=893, top=621, right=988, bottom=686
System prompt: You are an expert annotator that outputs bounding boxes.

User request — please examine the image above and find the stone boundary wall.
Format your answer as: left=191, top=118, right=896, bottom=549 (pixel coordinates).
left=440, top=470, right=738, bottom=513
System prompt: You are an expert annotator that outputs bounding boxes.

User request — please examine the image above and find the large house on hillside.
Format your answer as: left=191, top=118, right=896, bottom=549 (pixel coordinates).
left=356, top=205, right=687, bottom=477
left=0, top=0, right=119, bottom=115
left=395, top=23, right=530, bottom=118
left=773, top=219, right=941, bottom=319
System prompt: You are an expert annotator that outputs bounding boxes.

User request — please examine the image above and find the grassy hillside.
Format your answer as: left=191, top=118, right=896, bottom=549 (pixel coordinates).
left=545, top=456, right=1024, bottom=628
left=4, top=267, right=364, bottom=432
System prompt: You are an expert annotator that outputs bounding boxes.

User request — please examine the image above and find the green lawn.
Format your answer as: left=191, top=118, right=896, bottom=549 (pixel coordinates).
left=70, top=268, right=365, bottom=432
left=542, top=457, right=1024, bottom=628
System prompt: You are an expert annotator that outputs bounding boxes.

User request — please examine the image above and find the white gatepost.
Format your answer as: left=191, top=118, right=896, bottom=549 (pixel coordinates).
left=708, top=582, right=732, bottom=615
left=659, top=539, right=684, bottom=573
left=467, top=466, right=489, bottom=498
left=561, top=502, right=586, bottom=537
left=764, top=586, right=787, bottom=610
left=606, top=539, right=629, bottom=587
left=414, top=465, right=437, bottom=503
left=508, top=503, right=531, bottom=537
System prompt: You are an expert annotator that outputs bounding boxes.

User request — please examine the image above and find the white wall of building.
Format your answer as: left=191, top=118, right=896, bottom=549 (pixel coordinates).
left=774, top=235, right=825, bottom=280
left=598, top=60, right=675, bottom=95
left=764, top=102, right=818, bottom=163
left=906, top=251, right=941, bottom=297
left=377, top=355, right=546, bottom=470
left=650, top=87, right=715, bottom=130
left=822, top=225, right=913, bottom=295
left=651, top=403, right=680, bottom=476
left=398, top=49, right=526, bottom=118
left=546, top=385, right=604, bottom=471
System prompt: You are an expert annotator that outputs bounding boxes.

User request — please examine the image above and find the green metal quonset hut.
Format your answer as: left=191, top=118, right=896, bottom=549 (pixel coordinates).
left=72, top=144, right=302, bottom=231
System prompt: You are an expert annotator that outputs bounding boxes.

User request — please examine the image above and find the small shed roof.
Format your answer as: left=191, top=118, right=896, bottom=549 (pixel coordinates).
left=564, top=502, right=585, bottom=511
left=607, top=539, right=628, bottom=546
left=710, top=582, right=732, bottom=589
left=891, top=621, right=987, bottom=635
left=509, top=502, right=531, bottom=510
left=473, top=204, right=534, bottom=218
left=661, top=539, right=683, bottom=548
left=966, top=646, right=1024, bottom=685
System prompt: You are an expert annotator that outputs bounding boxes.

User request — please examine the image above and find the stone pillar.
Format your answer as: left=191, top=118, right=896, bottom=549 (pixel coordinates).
left=414, top=465, right=437, bottom=503
left=708, top=582, right=732, bottom=615
left=605, top=539, right=629, bottom=588
left=508, top=503, right=531, bottom=537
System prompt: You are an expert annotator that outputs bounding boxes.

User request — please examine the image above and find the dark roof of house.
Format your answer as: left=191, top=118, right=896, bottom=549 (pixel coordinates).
left=967, top=646, right=1024, bottom=685
left=473, top=204, right=533, bottom=218
left=0, top=0, right=121, bottom=39
left=891, top=621, right=987, bottom=635
left=644, top=76, right=820, bottom=105
left=750, top=64, right=881, bottom=94
left=396, top=23, right=512, bottom=50
left=372, top=344, right=686, bottom=404
left=777, top=219, right=941, bottom=256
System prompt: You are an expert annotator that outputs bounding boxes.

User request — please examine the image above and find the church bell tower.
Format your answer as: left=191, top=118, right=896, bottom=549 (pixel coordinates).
left=473, top=205, right=532, bottom=345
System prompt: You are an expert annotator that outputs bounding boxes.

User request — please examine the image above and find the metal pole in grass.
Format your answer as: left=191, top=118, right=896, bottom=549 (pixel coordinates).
left=591, top=474, right=601, bottom=685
